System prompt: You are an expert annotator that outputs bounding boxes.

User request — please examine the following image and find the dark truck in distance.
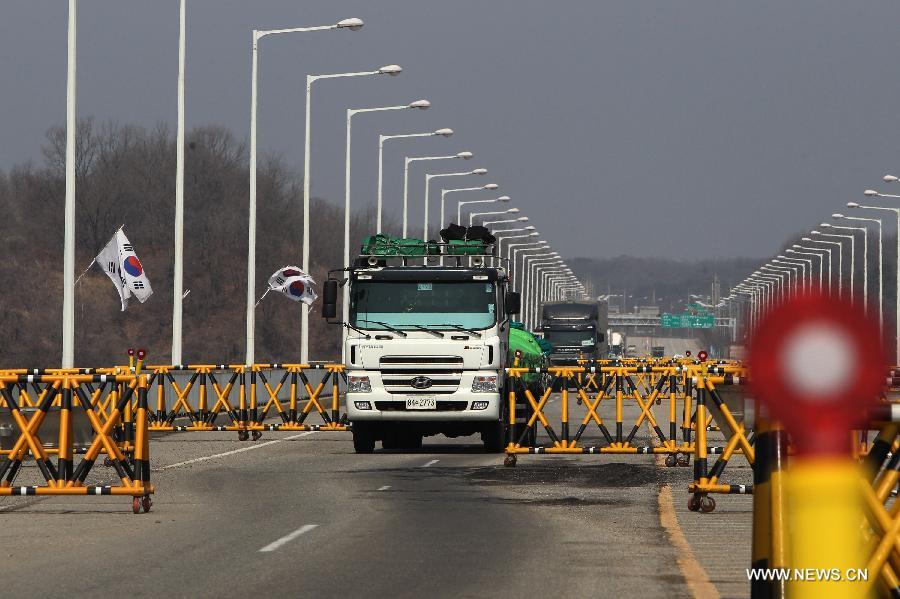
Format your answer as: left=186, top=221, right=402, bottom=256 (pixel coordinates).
left=539, top=300, right=609, bottom=366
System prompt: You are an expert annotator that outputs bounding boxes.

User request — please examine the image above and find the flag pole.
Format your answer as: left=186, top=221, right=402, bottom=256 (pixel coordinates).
left=255, top=288, right=271, bottom=306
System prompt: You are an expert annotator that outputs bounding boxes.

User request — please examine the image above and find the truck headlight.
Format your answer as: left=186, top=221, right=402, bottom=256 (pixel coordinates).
left=348, top=375, right=372, bottom=393
left=471, top=375, right=498, bottom=393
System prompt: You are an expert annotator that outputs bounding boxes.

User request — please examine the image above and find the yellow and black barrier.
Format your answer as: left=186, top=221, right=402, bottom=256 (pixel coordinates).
left=0, top=373, right=153, bottom=513
left=687, top=371, right=755, bottom=512
left=502, top=363, right=730, bottom=468
left=139, top=362, right=350, bottom=438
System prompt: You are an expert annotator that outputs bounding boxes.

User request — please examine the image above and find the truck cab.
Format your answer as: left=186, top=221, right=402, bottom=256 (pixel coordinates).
left=322, top=251, right=519, bottom=454
left=539, top=300, right=609, bottom=366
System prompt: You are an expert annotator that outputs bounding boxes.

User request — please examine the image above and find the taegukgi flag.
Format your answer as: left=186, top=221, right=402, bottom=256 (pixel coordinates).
left=267, top=266, right=317, bottom=305
left=95, top=228, right=153, bottom=311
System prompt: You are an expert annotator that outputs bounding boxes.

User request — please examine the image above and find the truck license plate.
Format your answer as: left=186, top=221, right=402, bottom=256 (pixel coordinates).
left=406, top=397, right=436, bottom=410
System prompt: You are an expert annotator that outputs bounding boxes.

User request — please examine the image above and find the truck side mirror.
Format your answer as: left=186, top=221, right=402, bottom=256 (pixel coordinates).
left=322, top=280, right=339, bottom=320
left=505, top=291, right=521, bottom=315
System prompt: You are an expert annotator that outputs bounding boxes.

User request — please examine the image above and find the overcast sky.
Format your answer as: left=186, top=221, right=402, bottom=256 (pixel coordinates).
left=3, top=1, right=900, bottom=260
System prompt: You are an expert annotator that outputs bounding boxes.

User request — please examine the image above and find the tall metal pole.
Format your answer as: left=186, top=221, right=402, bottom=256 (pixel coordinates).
left=62, top=0, right=77, bottom=369
left=377, top=136, right=386, bottom=235
left=300, top=75, right=313, bottom=363
left=172, top=0, right=186, bottom=365
left=245, top=30, right=261, bottom=366
left=342, top=109, right=353, bottom=362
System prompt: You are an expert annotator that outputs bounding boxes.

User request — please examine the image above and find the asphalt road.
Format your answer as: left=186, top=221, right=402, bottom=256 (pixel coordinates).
left=2, top=397, right=693, bottom=599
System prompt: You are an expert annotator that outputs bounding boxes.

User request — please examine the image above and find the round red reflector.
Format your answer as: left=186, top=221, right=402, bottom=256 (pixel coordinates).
left=685, top=350, right=692, bottom=357
left=698, top=350, right=708, bottom=362
left=137, top=349, right=147, bottom=359
left=127, top=348, right=135, bottom=356
left=748, top=293, right=885, bottom=455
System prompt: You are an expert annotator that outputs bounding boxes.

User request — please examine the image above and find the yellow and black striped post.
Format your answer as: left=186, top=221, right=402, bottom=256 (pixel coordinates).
left=751, top=415, right=787, bottom=599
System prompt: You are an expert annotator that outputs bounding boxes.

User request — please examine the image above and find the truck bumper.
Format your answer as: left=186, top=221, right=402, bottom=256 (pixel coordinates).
left=347, top=391, right=501, bottom=422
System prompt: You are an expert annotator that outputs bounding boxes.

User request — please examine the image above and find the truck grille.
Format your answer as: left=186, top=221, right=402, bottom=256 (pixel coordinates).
left=379, top=356, right=463, bottom=395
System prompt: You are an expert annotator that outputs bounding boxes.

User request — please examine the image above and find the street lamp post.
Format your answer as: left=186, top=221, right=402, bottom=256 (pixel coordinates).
left=808, top=231, right=844, bottom=298
left=838, top=212, right=883, bottom=333
left=379, top=128, right=454, bottom=235
left=422, top=168, right=488, bottom=241
left=457, top=195, right=510, bottom=224
left=171, top=0, right=187, bottom=365
left=404, top=152, right=473, bottom=233
left=521, top=253, right=559, bottom=328
left=796, top=244, right=832, bottom=294
left=245, top=17, right=363, bottom=366
left=829, top=223, right=868, bottom=315
left=341, top=100, right=430, bottom=361
left=436, top=183, right=500, bottom=238
left=62, top=0, right=77, bottom=368
left=301, top=64, right=403, bottom=363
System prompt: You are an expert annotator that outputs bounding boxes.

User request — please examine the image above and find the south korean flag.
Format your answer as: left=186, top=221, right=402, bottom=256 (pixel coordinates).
left=267, top=266, right=317, bottom=305
left=115, top=229, right=153, bottom=304
left=93, top=227, right=153, bottom=311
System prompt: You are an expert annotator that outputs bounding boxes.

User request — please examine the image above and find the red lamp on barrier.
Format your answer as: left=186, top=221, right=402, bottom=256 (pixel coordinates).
left=697, top=350, right=708, bottom=362
left=748, top=293, right=884, bottom=597
left=748, top=293, right=884, bottom=455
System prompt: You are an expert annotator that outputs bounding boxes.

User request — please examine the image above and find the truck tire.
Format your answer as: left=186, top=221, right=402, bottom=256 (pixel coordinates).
left=381, top=429, right=401, bottom=450
left=402, top=431, right=423, bottom=450
left=482, top=420, right=505, bottom=453
left=352, top=423, right=376, bottom=454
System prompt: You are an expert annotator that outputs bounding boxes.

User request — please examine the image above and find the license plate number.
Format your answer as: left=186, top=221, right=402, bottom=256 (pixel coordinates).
left=406, top=397, right=436, bottom=410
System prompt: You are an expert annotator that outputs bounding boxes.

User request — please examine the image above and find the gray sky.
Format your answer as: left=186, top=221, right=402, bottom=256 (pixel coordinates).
left=2, top=1, right=900, bottom=259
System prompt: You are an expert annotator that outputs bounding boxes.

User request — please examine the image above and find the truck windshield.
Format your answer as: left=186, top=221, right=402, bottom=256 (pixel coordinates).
left=350, top=281, right=497, bottom=331
left=546, top=330, right=596, bottom=347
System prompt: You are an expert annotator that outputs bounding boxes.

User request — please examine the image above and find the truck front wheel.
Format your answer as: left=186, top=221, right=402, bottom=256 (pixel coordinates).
left=352, top=422, right=376, bottom=454
left=481, top=420, right=505, bottom=453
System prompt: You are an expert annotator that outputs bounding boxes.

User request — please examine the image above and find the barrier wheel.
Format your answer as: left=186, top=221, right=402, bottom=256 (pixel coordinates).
left=677, top=454, right=690, bottom=467
left=142, top=496, right=153, bottom=513
left=687, top=494, right=701, bottom=512
left=664, top=455, right=676, bottom=467
left=237, top=431, right=250, bottom=441
left=251, top=431, right=263, bottom=441
left=503, top=454, right=517, bottom=468
left=700, top=496, right=716, bottom=513
left=132, top=497, right=141, bottom=514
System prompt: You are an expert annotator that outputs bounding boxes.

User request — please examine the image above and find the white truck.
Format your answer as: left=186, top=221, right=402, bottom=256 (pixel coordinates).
left=321, top=250, right=522, bottom=453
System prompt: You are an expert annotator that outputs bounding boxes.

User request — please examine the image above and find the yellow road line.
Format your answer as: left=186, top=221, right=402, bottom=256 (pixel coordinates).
left=651, top=443, right=720, bottom=599
left=658, top=482, right=720, bottom=598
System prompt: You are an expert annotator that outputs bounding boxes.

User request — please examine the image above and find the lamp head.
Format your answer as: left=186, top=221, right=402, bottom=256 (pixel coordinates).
left=456, top=151, right=473, bottom=159
left=471, top=168, right=488, bottom=175
left=407, top=99, right=430, bottom=109
left=810, top=230, right=821, bottom=234
left=484, top=183, right=499, bottom=190
left=517, top=216, right=529, bottom=222
left=864, top=189, right=879, bottom=196
left=883, top=175, right=898, bottom=183
left=337, top=17, right=364, bottom=30
left=801, top=237, right=811, bottom=241
left=846, top=202, right=859, bottom=208
left=506, top=207, right=520, bottom=213
left=832, top=213, right=845, bottom=219
left=820, top=223, right=832, bottom=228
left=378, top=64, right=403, bottom=76
left=525, top=226, right=536, bottom=230
left=433, top=128, right=453, bottom=137
left=497, top=195, right=511, bottom=202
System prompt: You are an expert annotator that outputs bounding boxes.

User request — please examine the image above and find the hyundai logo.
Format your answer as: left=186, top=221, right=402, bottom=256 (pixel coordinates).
left=410, top=376, right=433, bottom=390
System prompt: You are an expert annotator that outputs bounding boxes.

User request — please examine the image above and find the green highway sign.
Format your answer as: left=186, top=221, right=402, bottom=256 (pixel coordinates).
left=660, top=313, right=715, bottom=328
